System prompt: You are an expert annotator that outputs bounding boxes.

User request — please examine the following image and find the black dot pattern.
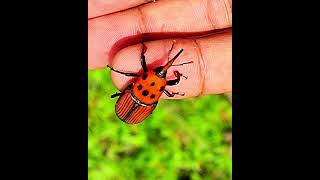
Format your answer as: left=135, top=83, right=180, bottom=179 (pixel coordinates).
left=150, top=82, right=155, bottom=86
left=150, top=94, right=155, bottom=99
left=159, top=86, right=165, bottom=92
left=142, top=74, right=148, bottom=80
left=137, top=85, right=143, bottom=90
left=142, top=90, right=149, bottom=96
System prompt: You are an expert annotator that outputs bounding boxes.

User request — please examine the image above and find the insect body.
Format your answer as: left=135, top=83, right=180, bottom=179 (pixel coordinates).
left=107, top=41, right=193, bottom=124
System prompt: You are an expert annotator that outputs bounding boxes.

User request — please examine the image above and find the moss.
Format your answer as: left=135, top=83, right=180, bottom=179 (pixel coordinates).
left=88, top=69, right=232, bottom=179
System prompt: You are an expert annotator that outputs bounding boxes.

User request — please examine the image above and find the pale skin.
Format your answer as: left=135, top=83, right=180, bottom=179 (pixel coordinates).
left=88, top=0, right=232, bottom=99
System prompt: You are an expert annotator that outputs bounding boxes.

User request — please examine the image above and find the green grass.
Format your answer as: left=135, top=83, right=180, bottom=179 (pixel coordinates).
left=88, top=69, right=232, bottom=180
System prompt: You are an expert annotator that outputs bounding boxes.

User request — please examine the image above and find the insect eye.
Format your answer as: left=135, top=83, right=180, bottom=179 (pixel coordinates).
left=154, top=66, right=163, bottom=73
left=154, top=66, right=166, bottom=78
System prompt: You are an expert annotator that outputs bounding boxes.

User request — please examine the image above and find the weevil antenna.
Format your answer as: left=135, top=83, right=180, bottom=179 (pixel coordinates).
left=161, top=49, right=184, bottom=73
left=172, top=61, right=193, bottom=66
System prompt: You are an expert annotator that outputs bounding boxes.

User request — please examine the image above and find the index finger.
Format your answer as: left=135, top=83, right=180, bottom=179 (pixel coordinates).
left=89, top=0, right=153, bottom=19
left=88, top=0, right=232, bottom=69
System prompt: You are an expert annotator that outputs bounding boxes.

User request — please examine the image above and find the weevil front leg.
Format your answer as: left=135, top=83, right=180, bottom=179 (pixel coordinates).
left=166, top=71, right=188, bottom=86
left=167, top=40, right=176, bottom=61
left=164, top=89, right=185, bottom=97
left=107, top=65, right=139, bottom=77
left=140, top=42, right=148, bottom=72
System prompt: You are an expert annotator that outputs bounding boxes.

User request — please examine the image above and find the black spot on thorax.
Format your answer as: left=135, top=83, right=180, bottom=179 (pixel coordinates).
left=151, top=82, right=155, bottom=86
left=142, top=90, right=149, bottom=96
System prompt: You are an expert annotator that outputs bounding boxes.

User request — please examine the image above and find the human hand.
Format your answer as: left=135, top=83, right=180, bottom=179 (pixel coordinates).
left=88, top=0, right=232, bottom=99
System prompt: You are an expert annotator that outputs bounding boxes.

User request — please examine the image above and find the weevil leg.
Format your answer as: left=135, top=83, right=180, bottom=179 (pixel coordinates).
left=140, top=42, right=148, bottom=72
left=164, top=89, right=185, bottom=97
left=107, top=65, right=139, bottom=77
left=111, top=92, right=122, bottom=98
left=172, top=61, right=194, bottom=66
left=167, top=40, right=176, bottom=60
left=167, top=71, right=183, bottom=86
left=166, top=79, right=180, bottom=86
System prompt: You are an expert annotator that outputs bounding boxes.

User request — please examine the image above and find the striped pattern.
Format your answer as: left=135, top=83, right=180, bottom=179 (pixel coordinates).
left=115, top=89, right=156, bottom=124
left=115, top=90, right=136, bottom=120
left=125, top=105, right=156, bottom=124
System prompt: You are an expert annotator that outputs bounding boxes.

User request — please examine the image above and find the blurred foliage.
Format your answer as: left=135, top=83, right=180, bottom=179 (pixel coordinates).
left=88, top=69, right=232, bottom=180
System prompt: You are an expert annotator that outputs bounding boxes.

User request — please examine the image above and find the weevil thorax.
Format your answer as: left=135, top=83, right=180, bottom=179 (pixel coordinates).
left=131, top=49, right=184, bottom=105
left=132, top=71, right=167, bottom=105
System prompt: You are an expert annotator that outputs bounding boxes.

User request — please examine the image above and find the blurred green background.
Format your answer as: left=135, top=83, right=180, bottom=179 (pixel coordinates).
left=88, top=69, right=232, bottom=180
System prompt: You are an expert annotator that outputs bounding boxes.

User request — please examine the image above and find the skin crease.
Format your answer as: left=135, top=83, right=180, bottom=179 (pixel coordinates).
left=88, top=0, right=154, bottom=19
left=88, top=0, right=232, bottom=99
left=88, top=0, right=232, bottom=68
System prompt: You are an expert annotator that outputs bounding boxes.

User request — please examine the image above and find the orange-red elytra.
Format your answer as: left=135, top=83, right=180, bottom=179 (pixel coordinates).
left=107, top=41, right=193, bottom=124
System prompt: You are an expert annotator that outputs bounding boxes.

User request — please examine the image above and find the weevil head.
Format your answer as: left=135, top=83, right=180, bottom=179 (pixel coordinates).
left=154, top=49, right=184, bottom=78
left=154, top=66, right=166, bottom=78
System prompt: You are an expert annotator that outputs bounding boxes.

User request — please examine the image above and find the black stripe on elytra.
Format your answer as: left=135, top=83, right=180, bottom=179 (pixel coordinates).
left=123, top=103, right=140, bottom=122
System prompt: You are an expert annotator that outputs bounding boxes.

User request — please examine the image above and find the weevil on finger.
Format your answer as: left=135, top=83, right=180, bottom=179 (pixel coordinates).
left=107, top=40, right=193, bottom=124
